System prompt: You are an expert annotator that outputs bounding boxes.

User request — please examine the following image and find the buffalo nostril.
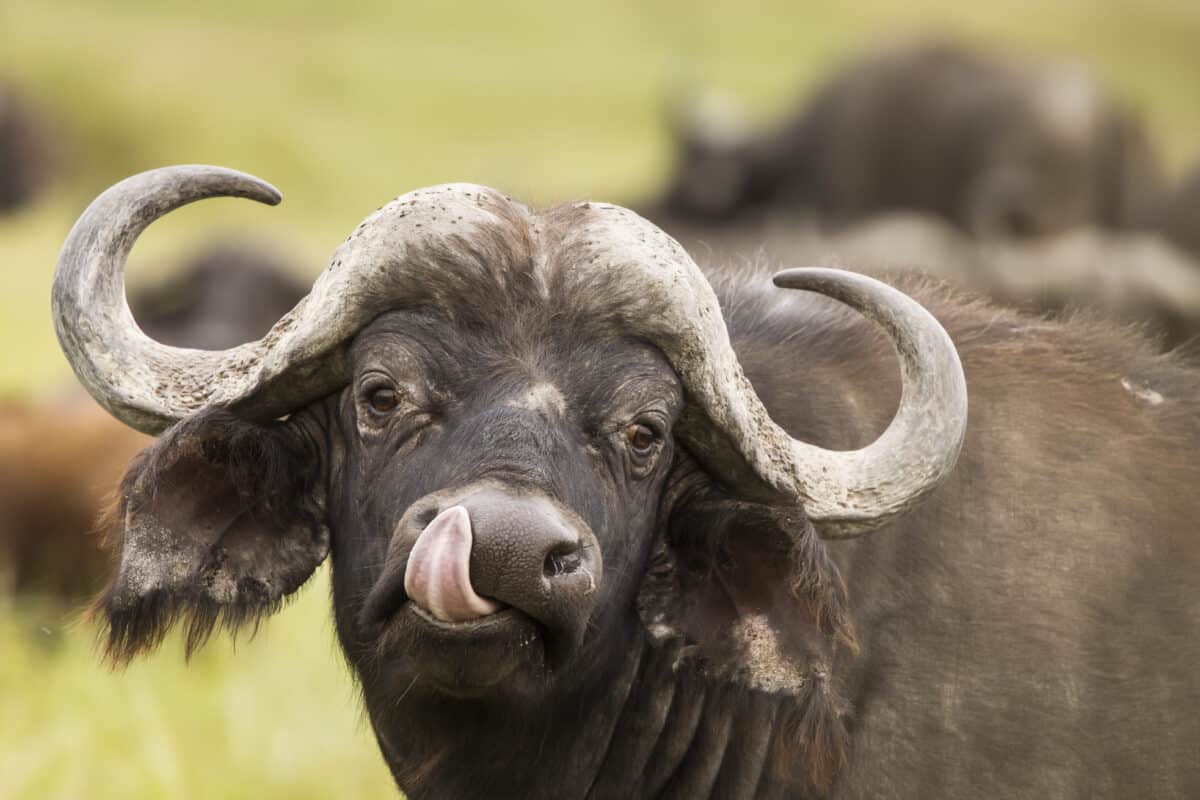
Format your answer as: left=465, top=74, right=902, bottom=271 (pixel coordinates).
left=415, top=506, right=440, bottom=528
left=544, top=544, right=583, bottom=578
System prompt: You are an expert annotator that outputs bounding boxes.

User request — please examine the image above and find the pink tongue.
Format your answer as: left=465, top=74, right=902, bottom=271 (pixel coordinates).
left=403, top=506, right=501, bottom=622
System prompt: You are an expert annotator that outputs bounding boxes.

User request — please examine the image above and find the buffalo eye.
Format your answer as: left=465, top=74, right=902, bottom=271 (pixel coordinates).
left=367, top=386, right=400, bottom=415
left=624, top=422, right=659, bottom=456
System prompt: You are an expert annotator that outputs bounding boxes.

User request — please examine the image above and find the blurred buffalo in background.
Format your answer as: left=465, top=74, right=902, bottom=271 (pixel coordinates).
left=0, top=242, right=308, bottom=600
left=0, top=398, right=146, bottom=598
left=650, top=40, right=1164, bottom=240
left=132, top=241, right=310, bottom=350
left=647, top=38, right=1200, bottom=353
left=672, top=213, right=1200, bottom=351
left=0, top=81, right=56, bottom=213
left=1163, top=164, right=1200, bottom=258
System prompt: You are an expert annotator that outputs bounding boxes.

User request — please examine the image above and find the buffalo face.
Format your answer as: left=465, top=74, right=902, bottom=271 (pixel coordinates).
left=335, top=311, right=682, bottom=699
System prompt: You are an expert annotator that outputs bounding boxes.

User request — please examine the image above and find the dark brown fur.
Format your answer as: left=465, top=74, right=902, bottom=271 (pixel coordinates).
left=716, top=263, right=1200, bottom=796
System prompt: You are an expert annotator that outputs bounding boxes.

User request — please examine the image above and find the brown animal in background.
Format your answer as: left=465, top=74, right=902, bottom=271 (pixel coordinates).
left=52, top=165, right=1200, bottom=797
left=0, top=83, right=55, bottom=213
left=0, top=399, right=146, bottom=596
left=0, top=242, right=308, bottom=600
left=651, top=40, right=1163, bottom=239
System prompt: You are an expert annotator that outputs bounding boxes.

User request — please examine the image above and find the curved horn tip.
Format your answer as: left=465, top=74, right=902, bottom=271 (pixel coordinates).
left=767, top=265, right=968, bottom=539
left=254, top=183, right=283, bottom=206
left=193, top=164, right=283, bottom=206
left=771, top=267, right=843, bottom=289
left=137, top=164, right=283, bottom=206
left=51, top=164, right=287, bottom=434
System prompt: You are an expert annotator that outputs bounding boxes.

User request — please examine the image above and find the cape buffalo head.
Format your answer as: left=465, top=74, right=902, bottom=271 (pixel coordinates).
left=53, top=166, right=967, bottom=795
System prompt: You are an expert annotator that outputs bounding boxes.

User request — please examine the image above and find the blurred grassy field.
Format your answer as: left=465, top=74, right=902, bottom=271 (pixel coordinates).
left=0, top=570, right=393, bottom=799
left=1, top=1, right=1198, bottom=798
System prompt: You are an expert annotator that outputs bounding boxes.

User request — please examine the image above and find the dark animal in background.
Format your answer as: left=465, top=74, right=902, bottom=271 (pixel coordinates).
left=676, top=212, right=1200, bottom=351
left=652, top=40, right=1163, bottom=240
left=134, top=241, right=308, bottom=349
left=0, top=241, right=307, bottom=600
left=0, top=83, right=55, bottom=213
left=1163, top=164, right=1200, bottom=258
left=55, top=166, right=1199, bottom=798
left=917, top=224, right=1200, bottom=349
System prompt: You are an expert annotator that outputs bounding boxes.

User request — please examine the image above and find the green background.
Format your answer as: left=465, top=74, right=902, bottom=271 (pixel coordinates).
left=1, top=1, right=1197, bottom=797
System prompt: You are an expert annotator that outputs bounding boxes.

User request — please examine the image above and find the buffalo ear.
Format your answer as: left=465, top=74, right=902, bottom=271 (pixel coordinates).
left=637, top=485, right=856, bottom=792
left=640, top=490, right=855, bottom=688
left=96, top=408, right=329, bottom=662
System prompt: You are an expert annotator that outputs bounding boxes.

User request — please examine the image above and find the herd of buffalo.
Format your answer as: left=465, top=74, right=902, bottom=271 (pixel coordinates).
left=5, top=39, right=1200, bottom=798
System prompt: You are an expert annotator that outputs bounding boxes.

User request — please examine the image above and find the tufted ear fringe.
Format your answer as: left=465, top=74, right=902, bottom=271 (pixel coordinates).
left=789, top=516, right=859, bottom=655
left=89, top=408, right=328, bottom=665
left=771, top=668, right=851, bottom=796
left=94, top=585, right=289, bottom=666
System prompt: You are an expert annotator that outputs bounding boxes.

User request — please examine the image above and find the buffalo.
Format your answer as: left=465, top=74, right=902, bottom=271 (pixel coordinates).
left=652, top=40, right=1163, bottom=240
left=0, top=82, right=54, bottom=213
left=0, top=242, right=307, bottom=600
left=54, top=166, right=1199, bottom=798
left=666, top=212, right=1200, bottom=351
left=132, top=240, right=309, bottom=350
left=0, top=397, right=146, bottom=597
left=1163, top=164, right=1200, bottom=258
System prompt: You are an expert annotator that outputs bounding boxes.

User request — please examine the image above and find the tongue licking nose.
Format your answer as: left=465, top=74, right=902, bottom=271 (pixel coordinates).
left=403, top=506, right=502, bottom=622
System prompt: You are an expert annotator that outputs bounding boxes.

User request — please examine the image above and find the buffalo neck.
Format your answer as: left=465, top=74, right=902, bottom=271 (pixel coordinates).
left=369, top=620, right=807, bottom=800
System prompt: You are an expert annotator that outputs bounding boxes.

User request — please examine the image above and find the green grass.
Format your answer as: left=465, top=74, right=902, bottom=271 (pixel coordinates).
left=0, top=569, right=394, bottom=799
left=1, top=1, right=1198, bottom=797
